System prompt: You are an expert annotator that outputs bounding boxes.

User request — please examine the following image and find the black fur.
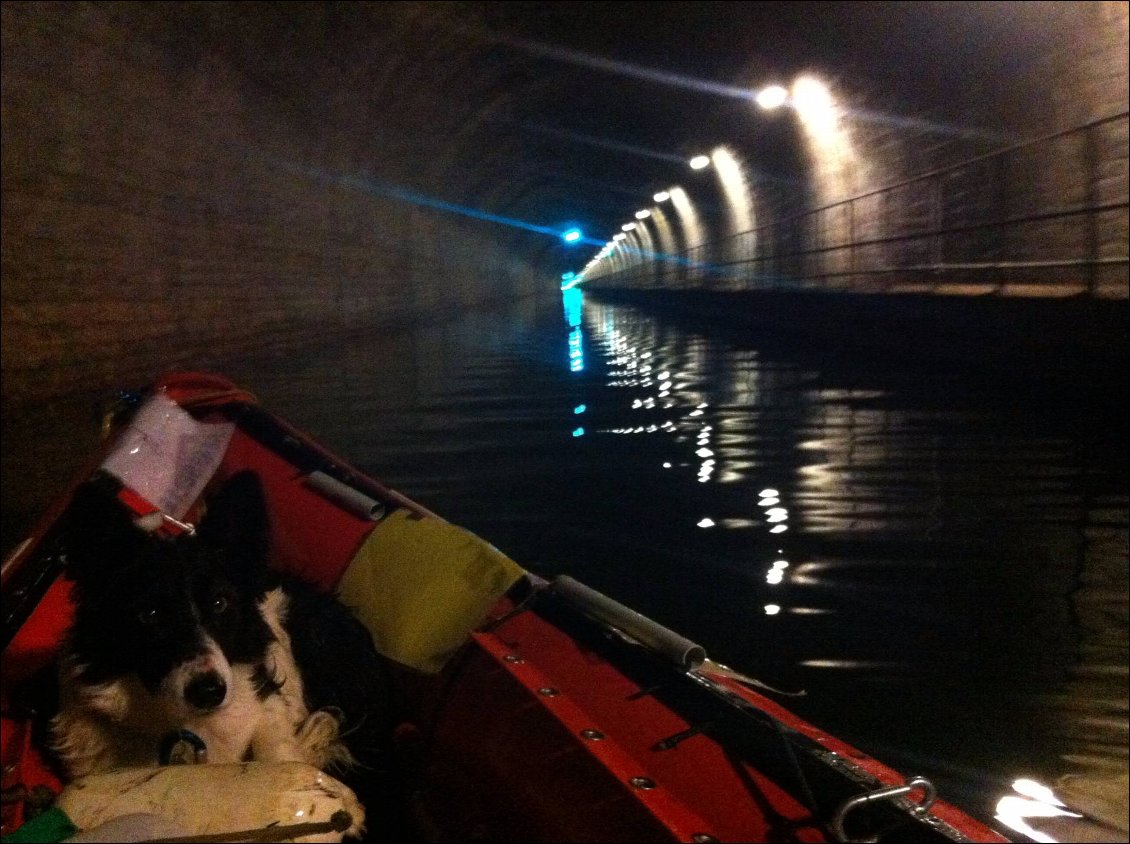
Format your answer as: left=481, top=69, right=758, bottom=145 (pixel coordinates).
left=58, top=470, right=391, bottom=794
left=62, top=471, right=276, bottom=695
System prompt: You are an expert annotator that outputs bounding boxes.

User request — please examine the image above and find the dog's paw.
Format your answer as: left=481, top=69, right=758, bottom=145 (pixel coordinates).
left=297, top=709, right=353, bottom=770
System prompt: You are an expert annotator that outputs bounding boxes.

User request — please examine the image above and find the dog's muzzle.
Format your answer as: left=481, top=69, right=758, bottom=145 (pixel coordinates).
left=184, top=672, right=227, bottom=710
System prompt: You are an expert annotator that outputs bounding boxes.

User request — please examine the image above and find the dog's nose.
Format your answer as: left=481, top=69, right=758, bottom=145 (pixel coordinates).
left=184, top=672, right=227, bottom=710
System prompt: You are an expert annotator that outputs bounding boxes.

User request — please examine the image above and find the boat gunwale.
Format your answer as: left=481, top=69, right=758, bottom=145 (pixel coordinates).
left=1, top=372, right=1013, bottom=843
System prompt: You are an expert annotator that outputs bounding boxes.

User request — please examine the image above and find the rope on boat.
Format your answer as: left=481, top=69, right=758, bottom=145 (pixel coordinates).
left=700, top=658, right=806, bottom=697
left=141, top=809, right=353, bottom=843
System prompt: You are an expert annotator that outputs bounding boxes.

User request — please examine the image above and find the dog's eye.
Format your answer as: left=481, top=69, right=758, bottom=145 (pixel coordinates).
left=211, top=596, right=228, bottom=614
left=137, top=608, right=159, bottom=625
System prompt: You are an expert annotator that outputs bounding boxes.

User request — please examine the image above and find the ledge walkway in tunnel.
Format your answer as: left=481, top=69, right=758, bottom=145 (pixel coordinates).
left=584, top=285, right=1129, bottom=393
left=574, top=104, right=1127, bottom=387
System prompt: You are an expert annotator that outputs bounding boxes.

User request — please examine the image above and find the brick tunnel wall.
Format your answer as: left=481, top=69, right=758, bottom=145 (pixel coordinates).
left=588, top=1, right=1129, bottom=296
left=1, top=2, right=554, bottom=407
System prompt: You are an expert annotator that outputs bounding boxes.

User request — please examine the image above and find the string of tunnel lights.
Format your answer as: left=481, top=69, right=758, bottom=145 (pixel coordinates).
left=560, top=81, right=813, bottom=622
left=559, top=83, right=793, bottom=289
left=556, top=70, right=1105, bottom=844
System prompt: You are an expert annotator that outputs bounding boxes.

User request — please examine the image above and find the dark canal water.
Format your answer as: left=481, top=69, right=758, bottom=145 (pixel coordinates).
left=5, top=290, right=1127, bottom=840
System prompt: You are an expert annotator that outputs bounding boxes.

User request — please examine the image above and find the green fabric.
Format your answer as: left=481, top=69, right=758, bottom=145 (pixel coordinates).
left=3, top=808, right=77, bottom=843
left=338, top=509, right=525, bottom=673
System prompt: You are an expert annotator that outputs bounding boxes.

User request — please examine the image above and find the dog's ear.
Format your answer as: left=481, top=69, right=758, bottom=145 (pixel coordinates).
left=198, top=470, right=270, bottom=587
left=61, top=472, right=145, bottom=584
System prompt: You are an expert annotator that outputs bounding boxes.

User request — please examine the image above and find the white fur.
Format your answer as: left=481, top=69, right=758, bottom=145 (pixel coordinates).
left=51, top=588, right=349, bottom=779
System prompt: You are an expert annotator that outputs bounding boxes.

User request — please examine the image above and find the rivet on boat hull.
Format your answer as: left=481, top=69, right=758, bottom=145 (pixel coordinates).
left=581, top=729, right=605, bottom=741
left=692, top=835, right=720, bottom=843
left=629, top=776, right=656, bottom=790
left=504, top=654, right=524, bottom=664
left=538, top=687, right=559, bottom=697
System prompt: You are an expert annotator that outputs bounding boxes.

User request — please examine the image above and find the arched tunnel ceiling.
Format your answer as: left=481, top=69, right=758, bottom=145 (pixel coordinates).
left=117, top=0, right=1092, bottom=270
left=1, top=0, right=1125, bottom=550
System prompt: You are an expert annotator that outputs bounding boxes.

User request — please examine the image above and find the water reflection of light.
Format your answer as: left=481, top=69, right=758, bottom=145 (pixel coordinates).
left=764, top=556, right=790, bottom=586
left=759, top=484, right=790, bottom=537
left=1014, top=779, right=1068, bottom=806
left=994, top=778, right=1082, bottom=843
left=572, top=427, right=585, bottom=437
left=589, top=303, right=735, bottom=499
left=799, top=462, right=838, bottom=489
left=764, top=604, right=781, bottom=615
left=719, top=518, right=758, bottom=529
left=574, top=404, right=586, bottom=414
left=568, top=328, right=584, bottom=371
left=562, top=287, right=583, bottom=328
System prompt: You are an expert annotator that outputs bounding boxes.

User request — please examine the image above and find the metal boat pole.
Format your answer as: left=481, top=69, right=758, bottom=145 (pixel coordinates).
left=550, top=575, right=706, bottom=670
left=304, top=471, right=386, bottom=520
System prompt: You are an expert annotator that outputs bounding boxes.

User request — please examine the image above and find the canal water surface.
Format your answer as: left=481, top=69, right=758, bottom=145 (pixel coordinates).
left=217, top=289, right=1126, bottom=840
left=5, top=290, right=1126, bottom=840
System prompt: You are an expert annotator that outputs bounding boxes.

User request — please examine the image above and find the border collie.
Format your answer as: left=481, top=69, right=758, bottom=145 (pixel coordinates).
left=49, top=470, right=389, bottom=795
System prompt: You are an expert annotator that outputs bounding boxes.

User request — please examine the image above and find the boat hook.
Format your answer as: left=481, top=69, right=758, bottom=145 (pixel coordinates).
left=829, top=775, right=937, bottom=843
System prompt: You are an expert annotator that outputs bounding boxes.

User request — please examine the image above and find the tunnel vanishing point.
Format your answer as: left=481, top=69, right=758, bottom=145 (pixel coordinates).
left=2, top=1, right=1127, bottom=405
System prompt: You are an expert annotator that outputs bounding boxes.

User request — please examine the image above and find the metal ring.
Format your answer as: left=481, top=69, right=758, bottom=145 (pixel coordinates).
left=829, top=775, right=937, bottom=843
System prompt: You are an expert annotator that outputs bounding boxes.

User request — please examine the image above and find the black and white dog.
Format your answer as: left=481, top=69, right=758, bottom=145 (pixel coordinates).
left=49, top=470, right=389, bottom=793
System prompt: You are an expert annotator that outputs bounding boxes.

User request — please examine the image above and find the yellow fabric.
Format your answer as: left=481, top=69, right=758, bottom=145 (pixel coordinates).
left=337, top=509, right=526, bottom=674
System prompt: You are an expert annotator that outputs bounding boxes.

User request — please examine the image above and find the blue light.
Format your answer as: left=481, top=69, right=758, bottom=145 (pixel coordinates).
left=568, top=327, right=584, bottom=372
left=562, top=271, right=576, bottom=280
left=572, top=427, right=585, bottom=437
left=562, top=228, right=583, bottom=243
left=574, top=404, right=586, bottom=414
left=562, top=288, right=583, bottom=327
